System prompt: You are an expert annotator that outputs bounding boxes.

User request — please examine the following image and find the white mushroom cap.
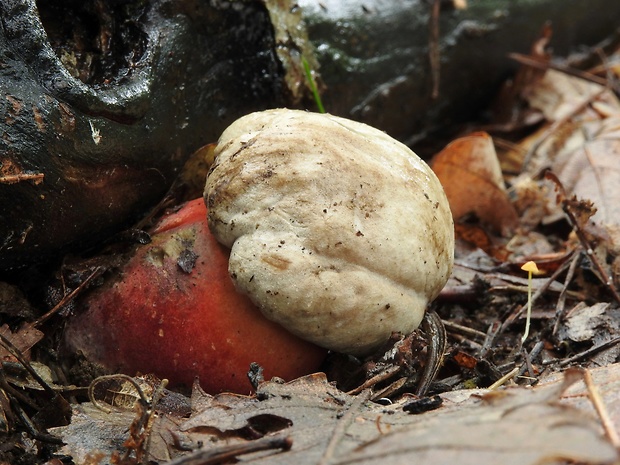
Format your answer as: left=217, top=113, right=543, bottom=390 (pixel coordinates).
left=205, top=109, right=454, bottom=356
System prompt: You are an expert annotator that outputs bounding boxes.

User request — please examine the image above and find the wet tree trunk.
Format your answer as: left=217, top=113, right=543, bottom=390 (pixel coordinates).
left=1, top=0, right=618, bottom=272
left=301, top=0, right=620, bottom=145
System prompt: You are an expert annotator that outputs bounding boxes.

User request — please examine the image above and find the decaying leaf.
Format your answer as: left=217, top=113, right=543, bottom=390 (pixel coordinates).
left=555, top=303, right=620, bottom=367
left=553, top=123, right=620, bottom=234
left=52, top=402, right=184, bottom=465
left=432, top=132, right=519, bottom=236
left=526, top=69, right=616, bottom=123
left=181, top=370, right=616, bottom=465
left=49, top=364, right=620, bottom=464
left=0, top=282, right=36, bottom=320
left=513, top=68, right=620, bottom=253
left=562, top=302, right=610, bottom=342
left=0, top=323, right=43, bottom=361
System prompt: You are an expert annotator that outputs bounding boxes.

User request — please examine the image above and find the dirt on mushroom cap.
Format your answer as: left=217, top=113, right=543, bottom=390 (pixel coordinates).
left=205, top=109, right=454, bottom=356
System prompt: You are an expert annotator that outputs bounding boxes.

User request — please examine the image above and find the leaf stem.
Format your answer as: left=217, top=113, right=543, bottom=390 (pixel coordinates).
left=302, top=56, right=325, bottom=114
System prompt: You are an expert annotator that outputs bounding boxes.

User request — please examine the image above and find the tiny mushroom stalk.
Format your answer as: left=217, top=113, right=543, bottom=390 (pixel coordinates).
left=205, top=109, right=455, bottom=356
left=521, top=260, right=540, bottom=343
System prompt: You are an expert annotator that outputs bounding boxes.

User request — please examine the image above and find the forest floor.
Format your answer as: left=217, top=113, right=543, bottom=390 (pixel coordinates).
left=1, top=23, right=620, bottom=465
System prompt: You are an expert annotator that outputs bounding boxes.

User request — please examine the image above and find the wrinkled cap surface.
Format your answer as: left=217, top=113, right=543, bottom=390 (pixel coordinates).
left=205, top=109, right=454, bottom=355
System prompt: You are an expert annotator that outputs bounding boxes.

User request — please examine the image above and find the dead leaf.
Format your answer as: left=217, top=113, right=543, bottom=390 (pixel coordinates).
left=563, top=302, right=609, bottom=342
left=0, top=323, right=43, bottom=361
left=333, top=369, right=615, bottom=465
left=527, top=69, right=619, bottom=123
left=432, top=132, right=519, bottom=236
left=0, top=282, right=36, bottom=320
left=51, top=403, right=184, bottom=464
left=509, top=176, right=553, bottom=230
left=543, top=363, right=620, bottom=428
left=180, top=371, right=616, bottom=465
left=556, top=304, right=620, bottom=368
left=179, top=143, right=217, bottom=200
left=514, top=68, right=620, bottom=252
left=50, top=366, right=620, bottom=465
left=553, top=130, right=620, bottom=233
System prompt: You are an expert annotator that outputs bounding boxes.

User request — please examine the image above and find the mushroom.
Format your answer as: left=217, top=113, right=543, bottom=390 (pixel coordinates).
left=205, top=109, right=454, bottom=356
left=63, top=198, right=326, bottom=393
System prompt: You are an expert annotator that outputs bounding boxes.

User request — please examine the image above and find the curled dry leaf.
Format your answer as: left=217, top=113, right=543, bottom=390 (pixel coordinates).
left=51, top=403, right=184, bottom=464
left=431, top=132, right=519, bottom=237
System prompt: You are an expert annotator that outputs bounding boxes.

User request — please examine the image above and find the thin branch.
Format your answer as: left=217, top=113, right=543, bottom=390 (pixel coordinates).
left=509, top=52, right=609, bottom=86
left=545, top=171, right=620, bottom=306
left=165, top=435, right=292, bottom=465
left=0, top=172, right=44, bottom=185
left=33, top=266, right=102, bottom=326
left=583, top=369, right=620, bottom=449
left=557, top=337, right=620, bottom=367
left=319, top=390, right=371, bottom=465
left=428, top=0, right=441, bottom=99
left=552, top=250, right=580, bottom=335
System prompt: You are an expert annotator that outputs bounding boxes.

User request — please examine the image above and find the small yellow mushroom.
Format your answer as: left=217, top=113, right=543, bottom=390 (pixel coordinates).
left=521, top=261, right=540, bottom=343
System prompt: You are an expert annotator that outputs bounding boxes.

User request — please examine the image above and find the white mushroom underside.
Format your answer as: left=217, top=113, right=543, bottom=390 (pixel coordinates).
left=205, top=109, right=454, bottom=355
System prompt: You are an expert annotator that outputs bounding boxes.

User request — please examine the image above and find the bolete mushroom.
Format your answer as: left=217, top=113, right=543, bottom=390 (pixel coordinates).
left=205, top=109, right=454, bottom=356
left=63, top=198, right=327, bottom=393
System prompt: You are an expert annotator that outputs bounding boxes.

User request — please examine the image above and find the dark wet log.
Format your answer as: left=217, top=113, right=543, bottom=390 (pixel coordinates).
left=0, top=0, right=287, bottom=271
left=1, top=0, right=619, bottom=272
left=301, top=0, right=620, bottom=144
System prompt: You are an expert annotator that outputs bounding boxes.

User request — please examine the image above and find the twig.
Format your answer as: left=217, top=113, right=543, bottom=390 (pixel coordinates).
left=165, top=435, right=292, bottom=465
left=449, top=332, right=483, bottom=351
left=371, top=377, right=407, bottom=402
left=319, top=390, right=371, bottom=465
left=436, top=283, right=481, bottom=304
left=142, top=379, right=169, bottom=465
left=488, top=367, right=519, bottom=390
left=347, top=365, right=400, bottom=396
left=509, top=52, right=609, bottom=86
left=33, top=266, right=102, bottom=326
left=4, top=392, right=62, bottom=444
left=0, top=335, right=63, bottom=444
left=557, top=337, right=620, bottom=367
left=583, top=369, right=620, bottom=449
left=442, top=320, right=487, bottom=340
left=517, top=340, right=544, bottom=382
left=479, top=319, right=502, bottom=359
left=428, top=0, right=441, bottom=99
left=0, top=332, right=56, bottom=398
left=545, top=171, right=620, bottom=306
left=552, top=250, right=580, bottom=335
left=0, top=172, right=44, bottom=185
